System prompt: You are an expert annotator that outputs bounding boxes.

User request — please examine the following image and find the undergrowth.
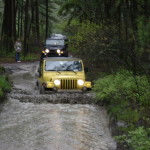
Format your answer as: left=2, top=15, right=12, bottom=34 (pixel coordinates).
left=93, top=69, right=150, bottom=150
left=0, top=76, right=11, bottom=100
left=0, top=51, right=39, bottom=63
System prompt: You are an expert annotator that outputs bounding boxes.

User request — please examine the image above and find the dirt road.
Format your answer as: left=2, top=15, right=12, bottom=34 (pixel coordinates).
left=0, top=62, right=116, bottom=150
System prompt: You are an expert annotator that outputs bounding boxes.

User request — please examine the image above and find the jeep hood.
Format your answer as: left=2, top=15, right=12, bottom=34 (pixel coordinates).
left=43, top=71, right=85, bottom=80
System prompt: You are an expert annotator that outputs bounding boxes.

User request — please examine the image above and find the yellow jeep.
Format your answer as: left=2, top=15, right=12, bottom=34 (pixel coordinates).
left=37, top=57, right=91, bottom=94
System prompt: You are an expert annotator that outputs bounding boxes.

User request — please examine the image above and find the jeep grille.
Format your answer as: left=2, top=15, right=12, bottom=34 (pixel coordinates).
left=61, top=79, right=77, bottom=89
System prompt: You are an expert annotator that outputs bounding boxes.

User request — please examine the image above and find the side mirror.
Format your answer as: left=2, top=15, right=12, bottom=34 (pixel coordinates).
left=37, top=67, right=42, bottom=77
left=38, top=67, right=40, bottom=72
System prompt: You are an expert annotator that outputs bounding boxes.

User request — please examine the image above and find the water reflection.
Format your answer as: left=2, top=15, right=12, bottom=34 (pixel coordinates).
left=0, top=101, right=116, bottom=150
left=0, top=62, right=116, bottom=150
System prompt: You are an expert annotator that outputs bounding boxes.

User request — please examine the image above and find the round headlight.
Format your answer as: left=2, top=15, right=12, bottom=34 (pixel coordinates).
left=45, top=49, right=49, bottom=53
left=77, top=79, right=84, bottom=86
left=54, top=79, right=61, bottom=86
left=57, top=49, right=61, bottom=53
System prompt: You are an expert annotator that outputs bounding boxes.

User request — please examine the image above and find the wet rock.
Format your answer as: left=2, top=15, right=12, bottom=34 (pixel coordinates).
left=9, top=89, right=95, bottom=104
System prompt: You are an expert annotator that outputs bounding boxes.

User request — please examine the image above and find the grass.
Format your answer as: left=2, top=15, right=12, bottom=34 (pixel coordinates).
left=0, top=52, right=40, bottom=63
left=0, top=67, right=11, bottom=100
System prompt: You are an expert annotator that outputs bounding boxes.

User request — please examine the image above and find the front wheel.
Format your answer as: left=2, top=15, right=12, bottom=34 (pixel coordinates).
left=39, top=85, right=45, bottom=94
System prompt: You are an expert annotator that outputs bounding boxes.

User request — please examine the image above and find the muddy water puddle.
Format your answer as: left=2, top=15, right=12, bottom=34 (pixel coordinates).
left=0, top=62, right=116, bottom=150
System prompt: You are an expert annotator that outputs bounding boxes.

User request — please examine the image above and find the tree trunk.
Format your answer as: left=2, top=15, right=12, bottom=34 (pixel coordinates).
left=20, top=0, right=24, bottom=38
left=45, top=0, right=49, bottom=39
left=35, top=0, right=40, bottom=42
left=24, top=0, right=29, bottom=56
left=2, top=0, right=16, bottom=53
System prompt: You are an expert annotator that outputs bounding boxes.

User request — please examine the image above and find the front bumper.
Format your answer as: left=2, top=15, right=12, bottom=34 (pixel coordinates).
left=43, top=80, right=91, bottom=91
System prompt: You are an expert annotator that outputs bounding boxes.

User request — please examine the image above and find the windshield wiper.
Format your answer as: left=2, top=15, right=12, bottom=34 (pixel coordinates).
left=57, top=71, right=61, bottom=74
left=65, top=69, right=77, bottom=74
left=72, top=70, right=77, bottom=74
left=46, top=70, right=61, bottom=74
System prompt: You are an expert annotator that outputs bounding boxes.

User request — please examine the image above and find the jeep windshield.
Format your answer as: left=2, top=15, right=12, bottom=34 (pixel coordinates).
left=46, top=39, right=64, bottom=46
left=45, top=60, right=82, bottom=71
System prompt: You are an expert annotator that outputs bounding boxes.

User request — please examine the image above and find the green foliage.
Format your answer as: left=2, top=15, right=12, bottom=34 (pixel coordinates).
left=93, top=69, right=150, bottom=125
left=137, top=16, right=150, bottom=52
left=115, top=127, right=150, bottom=150
left=0, top=76, right=11, bottom=98
left=65, top=20, right=119, bottom=71
left=59, top=0, right=92, bottom=23
left=0, top=66, right=5, bottom=74
left=0, top=51, right=39, bottom=63
left=61, top=0, right=150, bottom=76
left=22, top=53, right=39, bottom=61
left=93, top=69, right=150, bottom=149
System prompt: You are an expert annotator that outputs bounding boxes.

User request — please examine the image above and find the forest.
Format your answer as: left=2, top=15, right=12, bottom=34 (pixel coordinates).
left=0, top=0, right=150, bottom=149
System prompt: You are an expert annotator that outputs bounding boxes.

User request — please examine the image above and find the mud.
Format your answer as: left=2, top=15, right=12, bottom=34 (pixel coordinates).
left=0, top=61, right=117, bottom=150
left=2, top=62, right=95, bottom=104
left=10, top=88, right=95, bottom=104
